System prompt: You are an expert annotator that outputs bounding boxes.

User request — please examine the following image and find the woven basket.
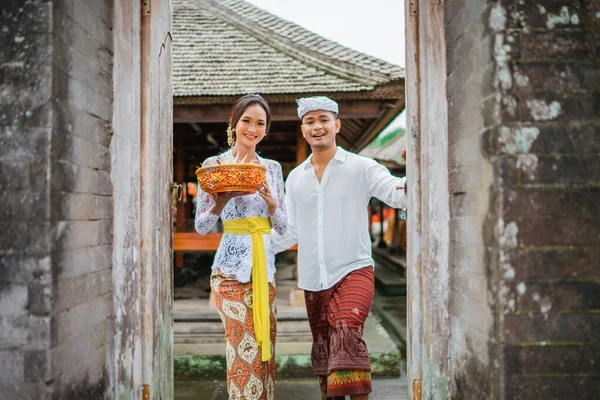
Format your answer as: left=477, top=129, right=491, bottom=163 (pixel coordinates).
left=196, top=163, right=266, bottom=195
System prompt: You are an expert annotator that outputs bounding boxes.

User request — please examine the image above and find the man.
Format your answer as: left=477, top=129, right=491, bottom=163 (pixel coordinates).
left=273, top=96, right=406, bottom=400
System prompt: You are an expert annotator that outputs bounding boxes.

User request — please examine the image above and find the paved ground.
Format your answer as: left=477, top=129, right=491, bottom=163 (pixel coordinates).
left=175, top=377, right=408, bottom=400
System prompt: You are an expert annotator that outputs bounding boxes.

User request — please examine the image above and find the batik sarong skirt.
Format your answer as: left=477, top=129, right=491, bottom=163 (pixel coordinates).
left=304, top=266, right=375, bottom=398
left=211, top=273, right=277, bottom=400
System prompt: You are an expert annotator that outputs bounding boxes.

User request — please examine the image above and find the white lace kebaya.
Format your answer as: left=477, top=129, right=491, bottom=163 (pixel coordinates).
left=195, top=152, right=287, bottom=283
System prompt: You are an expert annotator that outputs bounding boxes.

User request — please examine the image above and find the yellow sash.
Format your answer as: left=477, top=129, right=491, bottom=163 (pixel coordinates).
left=223, top=216, right=272, bottom=362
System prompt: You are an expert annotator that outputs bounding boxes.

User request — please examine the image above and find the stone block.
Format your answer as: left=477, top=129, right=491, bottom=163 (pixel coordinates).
left=518, top=216, right=600, bottom=247
left=289, top=288, right=305, bottom=307
left=0, top=157, right=49, bottom=192
left=28, top=282, right=52, bottom=317
left=54, top=192, right=112, bottom=221
left=0, top=62, right=52, bottom=110
left=51, top=134, right=111, bottom=173
left=0, top=1, right=53, bottom=34
left=0, top=382, right=50, bottom=400
left=0, top=127, right=50, bottom=160
left=54, top=68, right=112, bottom=122
left=56, top=246, right=112, bottom=279
left=504, top=313, right=600, bottom=344
left=53, top=161, right=112, bottom=196
left=24, top=350, right=50, bottom=383
left=52, top=319, right=110, bottom=375
left=54, top=16, right=112, bottom=76
left=0, top=256, right=51, bottom=285
left=521, top=30, right=589, bottom=60
left=0, top=31, right=52, bottom=68
left=512, top=280, right=600, bottom=313
left=53, top=295, right=111, bottom=346
left=53, top=99, right=114, bottom=147
left=0, top=285, right=28, bottom=317
left=52, top=220, right=112, bottom=252
left=0, top=99, right=53, bottom=128
left=55, top=269, right=112, bottom=313
left=1, top=190, right=48, bottom=222
left=504, top=344, right=600, bottom=375
left=516, top=92, right=600, bottom=123
left=508, top=247, right=600, bottom=280
left=503, top=188, right=600, bottom=220
left=512, top=62, right=599, bottom=95
left=528, top=121, right=600, bottom=155
left=520, top=155, right=600, bottom=187
left=0, top=350, right=24, bottom=383
left=0, top=221, right=51, bottom=256
left=57, top=0, right=113, bottom=52
left=517, top=2, right=584, bottom=30
left=0, top=315, right=50, bottom=350
left=504, top=375, right=600, bottom=400
left=83, top=0, right=114, bottom=29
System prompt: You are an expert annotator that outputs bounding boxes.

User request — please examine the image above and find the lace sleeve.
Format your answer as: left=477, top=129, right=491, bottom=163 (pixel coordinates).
left=267, top=161, right=287, bottom=235
left=194, top=157, right=220, bottom=235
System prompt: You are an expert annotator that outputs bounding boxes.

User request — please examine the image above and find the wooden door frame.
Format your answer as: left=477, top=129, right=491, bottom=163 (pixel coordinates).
left=405, top=1, right=450, bottom=399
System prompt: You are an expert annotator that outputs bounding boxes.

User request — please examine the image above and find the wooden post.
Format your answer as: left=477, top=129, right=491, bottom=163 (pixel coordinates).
left=406, top=0, right=451, bottom=398
left=296, top=124, right=307, bottom=165
left=290, top=123, right=307, bottom=306
left=406, top=0, right=423, bottom=398
left=175, top=132, right=185, bottom=269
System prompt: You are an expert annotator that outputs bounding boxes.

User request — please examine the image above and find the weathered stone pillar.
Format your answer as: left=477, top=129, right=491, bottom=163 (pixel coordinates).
left=1, top=1, right=115, bottom=398
left=408, top=0, right=600, bottom=399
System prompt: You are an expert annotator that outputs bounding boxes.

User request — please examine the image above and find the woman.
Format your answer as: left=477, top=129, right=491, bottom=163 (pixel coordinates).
left=195, top=94, right=286, bottom=400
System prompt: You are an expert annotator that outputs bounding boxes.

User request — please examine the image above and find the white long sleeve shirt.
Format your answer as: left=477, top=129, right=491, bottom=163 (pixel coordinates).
left=195, top=152, right=287, bottom=283
left=272, top=147, right=406, bottom=291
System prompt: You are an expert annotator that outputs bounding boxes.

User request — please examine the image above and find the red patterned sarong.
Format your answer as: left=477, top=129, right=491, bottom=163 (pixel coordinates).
left=211, top=273, right=277, bottom=400
left=304, top=266, right=375, bottom=398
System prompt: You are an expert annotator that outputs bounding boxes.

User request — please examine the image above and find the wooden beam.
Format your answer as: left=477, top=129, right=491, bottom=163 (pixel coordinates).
left=174, top=100, right=390, bottom=123
left=350, top=98, right=406, bottom=152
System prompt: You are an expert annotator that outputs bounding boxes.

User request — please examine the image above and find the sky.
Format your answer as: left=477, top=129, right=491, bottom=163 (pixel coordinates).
left=246, top=0, right=407, bottom=131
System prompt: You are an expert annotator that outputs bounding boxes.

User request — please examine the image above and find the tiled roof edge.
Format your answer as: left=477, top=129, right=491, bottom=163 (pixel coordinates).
left=194, top=0, right=399, bottom=86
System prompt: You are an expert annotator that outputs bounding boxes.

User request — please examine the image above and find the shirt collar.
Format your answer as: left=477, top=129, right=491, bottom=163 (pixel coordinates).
left=302, top=146, right=347, bottom=170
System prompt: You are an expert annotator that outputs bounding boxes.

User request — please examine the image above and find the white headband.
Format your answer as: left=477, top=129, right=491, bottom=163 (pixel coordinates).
left=296, top=96, right=339, bottom=119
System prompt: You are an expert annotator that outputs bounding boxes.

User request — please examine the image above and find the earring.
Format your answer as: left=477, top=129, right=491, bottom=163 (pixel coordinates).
left=226, top=123, right=235, bottom=147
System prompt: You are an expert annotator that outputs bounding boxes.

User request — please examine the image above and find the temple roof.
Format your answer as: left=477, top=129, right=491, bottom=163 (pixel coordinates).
left=173, top=0, right=404, bottom=99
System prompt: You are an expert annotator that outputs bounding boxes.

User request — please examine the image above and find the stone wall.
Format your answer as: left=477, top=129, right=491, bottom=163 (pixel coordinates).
left=444, top=0, right=499, bottom=398
left=488, top=1, right=600, bottom=398
left=1, top=2, right=55, bottom=397
left=0, top=0, right=114, bottom=399
left=410, top=0, right=600, bottom=398
left=443, top=0, right=600, bottom=398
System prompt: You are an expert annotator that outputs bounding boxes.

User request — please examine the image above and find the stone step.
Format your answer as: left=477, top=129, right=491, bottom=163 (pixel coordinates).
left=174, top=313, right=402, bottom=380
left=372, top=249, right=407, bottom=296
left=174, top=309, right=313, bottom=343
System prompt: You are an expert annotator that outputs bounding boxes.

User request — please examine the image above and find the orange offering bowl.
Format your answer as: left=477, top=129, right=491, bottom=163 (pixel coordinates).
left=196, top=163, right=266, bottom=195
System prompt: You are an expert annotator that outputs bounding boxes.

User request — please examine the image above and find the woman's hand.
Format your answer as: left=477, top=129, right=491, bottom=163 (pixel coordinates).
left=209, top=191, right=248, bottom=215
left=258, top=184, right=277, bottom=215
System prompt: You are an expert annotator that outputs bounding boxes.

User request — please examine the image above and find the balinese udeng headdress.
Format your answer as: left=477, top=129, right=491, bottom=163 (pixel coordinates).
left=296, top=96, right=339, bottom=119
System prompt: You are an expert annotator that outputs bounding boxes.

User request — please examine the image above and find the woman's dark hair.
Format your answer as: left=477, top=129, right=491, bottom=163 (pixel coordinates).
left=230, top=94, right=272, bottom=134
